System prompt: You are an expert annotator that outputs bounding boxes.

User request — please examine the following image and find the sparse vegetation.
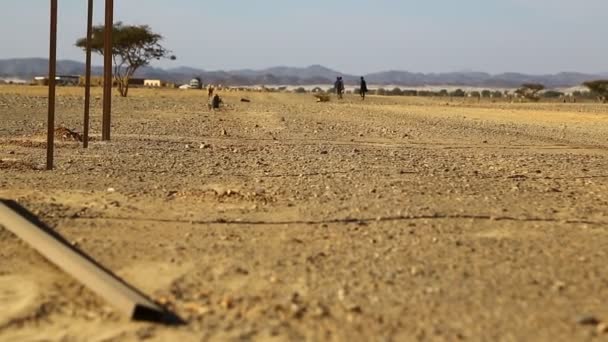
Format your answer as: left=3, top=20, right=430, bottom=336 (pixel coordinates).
left=515, top=83, right=545, bottom=101
left=450, top=89, right=466, bottom=97
left=583, top=80, right=608, bottom=103
left=542, top=90, right=564, bottom=99
left=388, top=87, right=403, bottom=96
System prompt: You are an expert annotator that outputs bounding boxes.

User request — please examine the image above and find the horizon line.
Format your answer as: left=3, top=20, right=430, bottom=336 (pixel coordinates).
left=1, top=57, right=607, bottom=77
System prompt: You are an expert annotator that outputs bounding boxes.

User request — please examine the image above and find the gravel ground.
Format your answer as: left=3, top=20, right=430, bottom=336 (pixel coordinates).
left=1, top=85, right=608, bottom=341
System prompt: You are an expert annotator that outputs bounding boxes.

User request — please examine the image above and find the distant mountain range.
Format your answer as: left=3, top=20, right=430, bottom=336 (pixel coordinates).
left=1, top=58, right=606, bottom=88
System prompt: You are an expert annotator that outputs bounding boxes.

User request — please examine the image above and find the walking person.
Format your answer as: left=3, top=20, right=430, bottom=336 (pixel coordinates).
left=359, top=76, right=368, bottom=100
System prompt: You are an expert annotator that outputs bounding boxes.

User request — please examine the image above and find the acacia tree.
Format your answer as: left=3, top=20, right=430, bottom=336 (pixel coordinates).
left=76, top=22, right=175, bottom=97
left=515, top=83, right=545, bottom=101
left=583, top=80, right=608, bottom=103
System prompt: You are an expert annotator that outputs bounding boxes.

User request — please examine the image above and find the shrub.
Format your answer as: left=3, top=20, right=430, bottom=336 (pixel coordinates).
left=583, top=80, right=608, bottom=103
left=450, top=89, right=466, bottom=97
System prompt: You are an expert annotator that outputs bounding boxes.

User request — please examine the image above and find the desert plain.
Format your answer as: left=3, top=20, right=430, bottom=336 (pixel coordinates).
left=1, top=85, right=608, bottom=341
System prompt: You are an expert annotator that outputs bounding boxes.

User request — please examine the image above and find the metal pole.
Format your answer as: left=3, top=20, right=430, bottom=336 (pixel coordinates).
left=47, top=0, right=58, bottom=170
left=102, top=0, right=113, bottom=141
left=83, top=0, right=93, bottom=148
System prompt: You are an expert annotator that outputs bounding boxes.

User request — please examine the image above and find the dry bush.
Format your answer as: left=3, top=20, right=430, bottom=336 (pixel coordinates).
left=314, top=94, right=331, bottom=102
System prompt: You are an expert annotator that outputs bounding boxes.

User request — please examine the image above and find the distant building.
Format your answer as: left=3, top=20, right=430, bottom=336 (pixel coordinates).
left=56, top=75, right=79, bottom=86
left=34, top=75, right=79, bottom=86
left=189, top=78, right=202, bottom=89
left=144, top=79, right=164, bottom=87
left=34, top=76, right=49, bottom=86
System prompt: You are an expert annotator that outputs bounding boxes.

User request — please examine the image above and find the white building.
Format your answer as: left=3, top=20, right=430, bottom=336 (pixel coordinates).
left=144, top=79, right=163, bottom=87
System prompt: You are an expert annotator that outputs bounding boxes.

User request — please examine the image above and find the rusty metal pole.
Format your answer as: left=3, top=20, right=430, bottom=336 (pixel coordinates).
left=47, top=0, right=58, bottom=170
left=102, top=0, right=113, bottom=141
left=83, top=0, right=93, bottom=148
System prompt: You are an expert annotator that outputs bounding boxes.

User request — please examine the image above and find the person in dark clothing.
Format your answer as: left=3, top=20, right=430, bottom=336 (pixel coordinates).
left=335, top=77, right=345, bottom=99
left=211, top=94, right=222, bottom=110
left=360, top=77, right=368, bottom=100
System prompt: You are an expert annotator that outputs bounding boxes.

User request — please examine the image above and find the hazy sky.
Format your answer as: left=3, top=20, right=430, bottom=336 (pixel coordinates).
left=1, top=0, right=606, bottom=74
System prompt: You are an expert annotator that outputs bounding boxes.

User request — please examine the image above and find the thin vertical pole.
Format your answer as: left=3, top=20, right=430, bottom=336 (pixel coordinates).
left=83, top=0, right=93, bottom=148
left=47, top=0, right=58, bottom=170
left=102, top=0, right=113, bottom=141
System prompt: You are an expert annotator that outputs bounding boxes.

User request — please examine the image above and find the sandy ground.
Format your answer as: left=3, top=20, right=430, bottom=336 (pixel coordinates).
left=1, top=85, right=608, bottom=341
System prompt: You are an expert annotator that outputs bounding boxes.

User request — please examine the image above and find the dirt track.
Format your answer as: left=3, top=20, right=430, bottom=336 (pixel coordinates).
left=1, top=86, right=608, bottom=341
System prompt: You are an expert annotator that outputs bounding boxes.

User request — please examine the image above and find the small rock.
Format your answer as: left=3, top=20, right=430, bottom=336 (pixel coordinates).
left=597, top=323, right=608, bottom=334
left=311, top=303, right=329, bottom=318
left=337, top=288, right=346, bottom=301
left=551, top=280, right=566, bottom=292
left=185, top=144, right=191, bottom=149
left=320, top=150, right=328, bottom=155
left=221, top=129, right=227, bottom=136
left=576, top=315, right=600, bottom=326
left=8, top=151, right=15, bottom=155
left=220, top=296, right=234, bottom=309
left=107, top=187, right=116, bottom=193
left=410, top=266, right=423, bottom=276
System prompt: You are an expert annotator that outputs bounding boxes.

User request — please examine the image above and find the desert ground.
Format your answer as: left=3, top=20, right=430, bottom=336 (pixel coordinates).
left=1, top=85, right=608, bottom=341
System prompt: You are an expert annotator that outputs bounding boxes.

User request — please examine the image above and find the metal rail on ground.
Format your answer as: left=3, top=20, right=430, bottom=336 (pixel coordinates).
left=0, top=199, right=182, bottom=324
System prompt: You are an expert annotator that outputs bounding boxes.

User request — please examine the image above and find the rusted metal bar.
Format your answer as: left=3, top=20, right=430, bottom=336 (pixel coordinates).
left=0, top=200, right=182, bottom=324
left=83, top=0, right=93, bottom=148
left=46, top=0, right=58, bottom=170
left=102, top=0, right=113, bottom=141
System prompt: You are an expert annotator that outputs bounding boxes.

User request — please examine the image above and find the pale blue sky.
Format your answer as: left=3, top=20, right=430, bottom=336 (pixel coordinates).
left=1, top=0, right=606, bottom=74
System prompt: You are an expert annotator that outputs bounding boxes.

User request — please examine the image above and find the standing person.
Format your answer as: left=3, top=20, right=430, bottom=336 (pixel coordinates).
left=360, top=76, right=368, bottom=100
left=335, top=77, right=345, bottom=99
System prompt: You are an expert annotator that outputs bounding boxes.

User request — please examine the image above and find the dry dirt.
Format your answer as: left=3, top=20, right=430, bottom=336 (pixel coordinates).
left=1, top=85, right=608, bottom=341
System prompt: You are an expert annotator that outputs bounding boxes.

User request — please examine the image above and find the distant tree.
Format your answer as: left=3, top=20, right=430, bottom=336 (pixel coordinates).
left=311, top=87, right=324, bottom=93
left=515, top=83, right=545, bottom=101
left=481, top=90, right=492, bottom=98
left=469, top=91, right=481, bottom=98
left=76, top=22, right=175, bottom=97
left=388, top=87, right=403, bottom=96
left=450, top=89, right=466, bottom=97
left=294, top=87, right=307, bottom=94
left=583, top=80, right=608, bottom=103
left=492, top=91, right=503, bottom=98
left=377, top=88, right=387, bottom=96
left=543, top=90, right=564, bottom=99
left=403, top=90, right=418, bottom=96
left=572, top=90, right=593, bottom=100
left=439, top=89, right=449, bottom=97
